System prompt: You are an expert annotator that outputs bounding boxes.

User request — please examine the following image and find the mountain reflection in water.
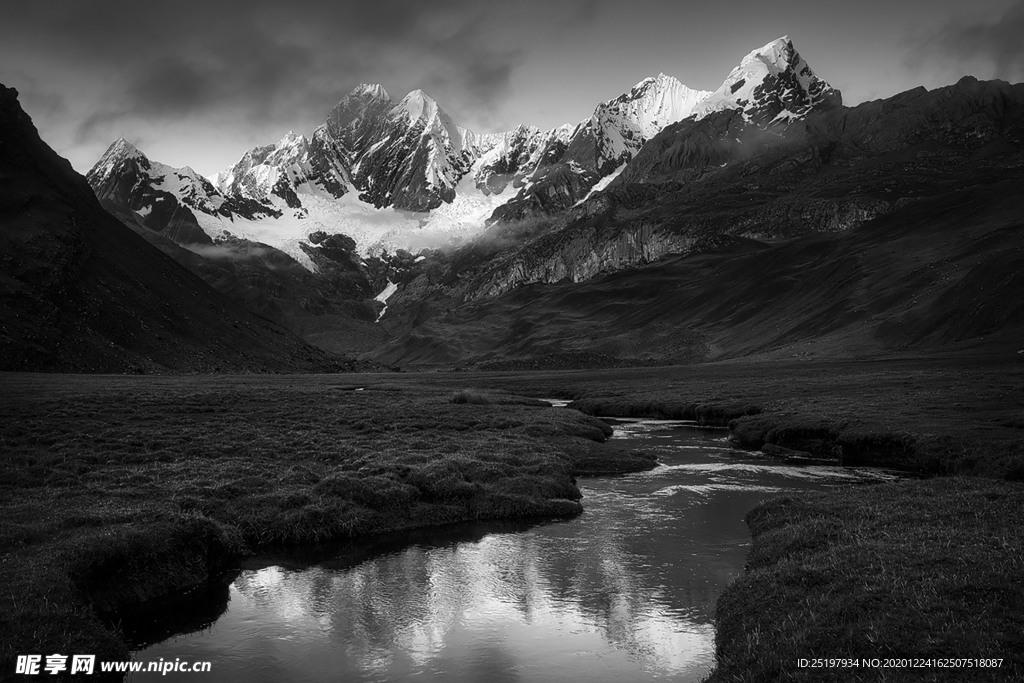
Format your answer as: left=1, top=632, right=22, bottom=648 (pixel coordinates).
left=133, top=419, right=894, bottom=682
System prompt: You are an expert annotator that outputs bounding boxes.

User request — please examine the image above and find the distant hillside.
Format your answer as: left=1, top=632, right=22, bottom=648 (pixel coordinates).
left=0, top=84, right=350, bottom=373
left=371, top=177, right=1024, bottom=368
left=364, top=76, right=1024, bottom=368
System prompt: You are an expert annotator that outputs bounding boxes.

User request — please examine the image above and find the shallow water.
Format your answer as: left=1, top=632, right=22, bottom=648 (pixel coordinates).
left=127, top=418, right=894, bottom=682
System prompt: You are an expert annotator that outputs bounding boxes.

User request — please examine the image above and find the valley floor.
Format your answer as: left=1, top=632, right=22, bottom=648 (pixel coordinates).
left=0, top=372, right=644, bottom=677
left=1, top=355, right=1021, bottom=680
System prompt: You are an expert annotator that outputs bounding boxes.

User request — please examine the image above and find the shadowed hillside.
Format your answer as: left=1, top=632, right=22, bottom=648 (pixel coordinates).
left=372, top=177, right=1024, bottom=368
left=0, top=84, right=349, bottom=373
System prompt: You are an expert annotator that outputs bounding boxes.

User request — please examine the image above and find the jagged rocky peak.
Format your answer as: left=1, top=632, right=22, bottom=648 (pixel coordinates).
left=394, top=89, right=440, bottom=122
left=258, top=131, right=311, bottom=168
left=213, top=130, right=313, bottom=199
left=103, top=136, right=143, bottom=160
left=601, top=73, right=711, bottom=132
left=389, top=89, right=469, bottom=148
left=209, top=142, right=275, bottom=191
left=88, top=137, right=214, bottom=198
left=352, top=82, right=389, bottom=100
left=85, top=138, right=245, bottom=246
left=691, top=35, right=841, bottom=124
left=87, top=137, right=149, bottom=183
left=591, top=73, right=713, bottom=172
left=471, top=122, right=577, bottom=195
left=323, top=82, right=394, bottom=142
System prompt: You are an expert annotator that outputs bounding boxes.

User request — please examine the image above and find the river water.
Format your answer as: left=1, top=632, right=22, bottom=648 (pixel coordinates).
left=126, top=418, right=895, bottom=682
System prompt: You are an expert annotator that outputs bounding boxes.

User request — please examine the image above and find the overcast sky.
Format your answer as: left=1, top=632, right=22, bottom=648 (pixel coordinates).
left=3, top=0, right=1022, bottom=176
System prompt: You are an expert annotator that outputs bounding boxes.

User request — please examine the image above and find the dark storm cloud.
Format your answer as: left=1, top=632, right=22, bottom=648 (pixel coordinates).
left=4, top=0, right=575, bottom=146
left=126, top=58, right=214, bottom=116
left=915, top=1, right=1024, bottom=80
left=416, top=16, right=524, bottom=127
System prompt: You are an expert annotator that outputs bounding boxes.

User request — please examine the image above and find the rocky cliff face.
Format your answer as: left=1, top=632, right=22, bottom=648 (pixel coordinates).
left=472, top=224, right=698, bottom=299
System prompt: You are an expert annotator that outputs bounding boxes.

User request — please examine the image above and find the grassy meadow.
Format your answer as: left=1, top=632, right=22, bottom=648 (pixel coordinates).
left=0, top=373, right=647, bottom=675
left=1, top=354, right=1021, bottom=680
left=708, top=478, right=1024, bottom=682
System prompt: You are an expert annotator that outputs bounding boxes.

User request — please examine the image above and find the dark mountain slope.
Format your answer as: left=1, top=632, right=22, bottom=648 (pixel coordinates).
left=0, top=84, right=347, bottom=373
left=98, top=200, right=389, bottom=357
left=371, top=177, right=1024, bottom=368
left=466, top=77, right=1024, bottom=299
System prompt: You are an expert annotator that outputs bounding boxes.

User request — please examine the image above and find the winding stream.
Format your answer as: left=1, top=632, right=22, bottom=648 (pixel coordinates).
left=124, top=418, right=895, bottom=682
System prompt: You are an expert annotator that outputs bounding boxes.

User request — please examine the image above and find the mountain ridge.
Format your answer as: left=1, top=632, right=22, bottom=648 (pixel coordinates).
left=72, top=39, right=1024, bottom=368
left=89, top=36, right=831, bottom=268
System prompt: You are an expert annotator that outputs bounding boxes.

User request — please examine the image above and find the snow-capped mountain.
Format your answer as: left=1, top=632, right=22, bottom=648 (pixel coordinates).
left=87, top=137, right=278, bottom=247
left=490, top=36, right=840, bottom=224
left=485, top=74, right=715, bottom=223
left=591, top=73, right=712, bottom=174
left=88, top=132, right=516, bottom=268
left=89, top=36, right=839, bottom=270
left=352, top=89, right=484, bottom=210
left=210, top=131, right=312, bottom=202
left=471, top=123, right=577, bottom=194
left=691, top=36, right=841, bottom=124
left=212, top=86, right=484, bottom=212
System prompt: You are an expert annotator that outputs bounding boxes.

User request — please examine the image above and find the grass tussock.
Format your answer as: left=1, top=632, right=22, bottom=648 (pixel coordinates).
left=449, top=389, right=551, bottom=406
left=707, top=478, right=1024, bottom=682
left=450, top=389, right=493, bottom=404
left=568, top=398, right=762, bottom=424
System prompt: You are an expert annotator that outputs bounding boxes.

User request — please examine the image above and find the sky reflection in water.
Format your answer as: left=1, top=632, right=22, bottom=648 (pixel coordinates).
left=134, top=419, right=892, bottom=682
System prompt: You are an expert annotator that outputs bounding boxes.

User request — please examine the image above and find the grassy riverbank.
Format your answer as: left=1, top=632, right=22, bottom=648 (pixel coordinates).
left=409, top=355, right=1024, bottom=479
left=3, top=355, right=1021, bottom=681
left=0, top=373, right=647, bottom=676
left=370, top=356, right=1024, bottom=680
left=707, top=478, right=1024, bottom=682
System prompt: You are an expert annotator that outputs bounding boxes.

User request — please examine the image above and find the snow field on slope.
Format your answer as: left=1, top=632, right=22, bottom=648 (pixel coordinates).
left=192, top=162, right=519, bottom=271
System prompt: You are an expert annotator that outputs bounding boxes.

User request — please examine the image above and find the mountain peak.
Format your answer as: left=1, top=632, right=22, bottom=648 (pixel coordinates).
left=691, top=35, right=840, bottom=124
left=588, top=73, right=712, bottom=174
left=87, top=137, right=147, bottom=183
left=740, top=35, right=796, bottom=71
left=394, top=89, right=442, bottom=123
left=278, top=130, right=307, bottom=147
left=108, top=137, right=143, bottom=158
left=625, top=73, right=681, bottom=98
left=349, top=83, right=390, bottom=101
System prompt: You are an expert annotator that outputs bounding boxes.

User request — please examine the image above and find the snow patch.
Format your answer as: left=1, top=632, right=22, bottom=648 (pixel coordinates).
left=374, top=281, right=399, bottom=322
left=575, top=163, right=626, bottom=205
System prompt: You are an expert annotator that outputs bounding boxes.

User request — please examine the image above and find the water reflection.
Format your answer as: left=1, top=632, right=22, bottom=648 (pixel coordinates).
left=133, top=420, right=893, bottom=682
